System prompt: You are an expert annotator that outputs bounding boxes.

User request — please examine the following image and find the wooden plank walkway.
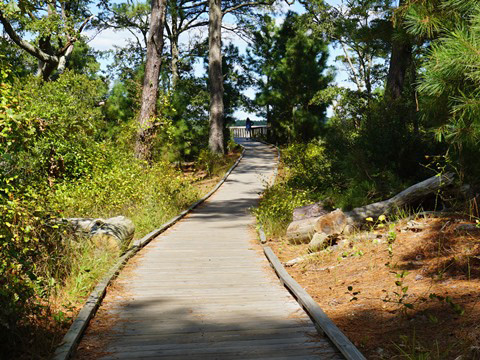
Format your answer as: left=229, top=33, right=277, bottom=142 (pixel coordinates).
left=75, top=140, right=344, bottom=360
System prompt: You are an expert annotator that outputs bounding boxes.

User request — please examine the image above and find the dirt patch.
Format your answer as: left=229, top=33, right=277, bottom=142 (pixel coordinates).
left=268, top=216, right=480, bottom=359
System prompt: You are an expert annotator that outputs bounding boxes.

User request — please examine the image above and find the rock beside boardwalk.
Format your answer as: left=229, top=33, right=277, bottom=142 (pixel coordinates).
left=59, top=216, right=135, bottom=253
left=292, top=202, right=328, bottom=221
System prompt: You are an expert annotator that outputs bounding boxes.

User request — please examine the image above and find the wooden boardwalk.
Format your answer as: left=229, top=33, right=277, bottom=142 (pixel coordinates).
left=75, top=140, right=343, bottom=360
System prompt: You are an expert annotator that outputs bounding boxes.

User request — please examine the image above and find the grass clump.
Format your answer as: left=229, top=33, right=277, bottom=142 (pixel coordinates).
left=254, top=141, right=332, bottom=236
left=52, top=149, right=200, bottom=238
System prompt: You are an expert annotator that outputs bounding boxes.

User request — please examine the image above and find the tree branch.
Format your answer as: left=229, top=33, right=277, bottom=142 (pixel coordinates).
left=180, top=4, right=208, bottom=32
left=78, top=14, right=94, bottom=33
left=0, top=11, right=58, bottom=63
left=181, top=1, right=208, bottom=10
left=182, top=20, right=209, bottom=32
left=340, top=40, right=363, bottom=91
left=165, top=21, right=173, bottom=37
left=222, top=0, right=274, bottom=15
left=222, top=24, right=253, bottom=43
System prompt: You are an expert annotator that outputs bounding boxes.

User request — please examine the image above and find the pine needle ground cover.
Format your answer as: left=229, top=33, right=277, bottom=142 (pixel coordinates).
left=268, top=216, right=480, bottom=359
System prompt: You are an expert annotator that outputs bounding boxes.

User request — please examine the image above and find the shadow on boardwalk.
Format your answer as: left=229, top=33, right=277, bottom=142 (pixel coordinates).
left=73, top=140, right=343, bottom=360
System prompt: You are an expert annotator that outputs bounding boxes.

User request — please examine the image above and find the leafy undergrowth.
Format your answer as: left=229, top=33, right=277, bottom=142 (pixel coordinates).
left=268, top=215, right=480, bottom=359
left=7, top=150, right=240, bottom=360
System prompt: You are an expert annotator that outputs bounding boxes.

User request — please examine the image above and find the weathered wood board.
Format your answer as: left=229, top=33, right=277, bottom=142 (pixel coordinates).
left=74, top=140, right=344, bottom=360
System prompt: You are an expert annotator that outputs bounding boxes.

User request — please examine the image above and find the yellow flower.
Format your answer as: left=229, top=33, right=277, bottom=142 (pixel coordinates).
left=378, top=215, right=386, bottom=222
left=366, top=217, right=374, bottom=222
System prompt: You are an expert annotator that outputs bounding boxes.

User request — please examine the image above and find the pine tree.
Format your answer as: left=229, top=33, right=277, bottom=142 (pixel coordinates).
left=405, top=0, right=480, bottom=178
left=247, top=12, right=332, bottom=143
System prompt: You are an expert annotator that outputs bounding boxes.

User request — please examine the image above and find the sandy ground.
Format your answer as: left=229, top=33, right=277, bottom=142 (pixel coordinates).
left=269, top=215, right=480, bottom=359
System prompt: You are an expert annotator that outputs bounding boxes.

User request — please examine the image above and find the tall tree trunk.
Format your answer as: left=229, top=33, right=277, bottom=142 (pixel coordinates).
left=135, top=0, right=167, bottom=160
left=385, top=39, right=412, bottom=100
left=208, top=0, right=225, bottom=154
left=171, top=34, right=180, bottom=89
left=170, top=9, right=180, bottom=89
left=385, top=0, right=412, bottom=100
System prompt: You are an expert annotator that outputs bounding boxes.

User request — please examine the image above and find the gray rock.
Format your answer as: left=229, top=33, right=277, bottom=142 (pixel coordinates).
left=60, top=216, right=135, bottom=253
left=292, top=202, right=328, bottom=221
left=308, top=232, right=329, bottom=252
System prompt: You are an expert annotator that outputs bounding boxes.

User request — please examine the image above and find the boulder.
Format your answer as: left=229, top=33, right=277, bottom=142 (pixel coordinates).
left=292, top=202, right=328, bottom=221
left=308, top=232, right=329, bottom=252
left=60, top=216, right=135, bottom=253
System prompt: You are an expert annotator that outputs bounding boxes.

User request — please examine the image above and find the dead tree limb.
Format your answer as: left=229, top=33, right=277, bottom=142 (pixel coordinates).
left=286, top=172, right=455, bottom=244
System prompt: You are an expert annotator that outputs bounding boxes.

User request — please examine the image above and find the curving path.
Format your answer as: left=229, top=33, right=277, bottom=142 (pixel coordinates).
left=75, top=140, right=343, bottom=360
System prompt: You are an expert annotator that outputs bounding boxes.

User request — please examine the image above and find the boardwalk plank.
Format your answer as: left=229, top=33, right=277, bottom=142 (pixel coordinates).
left=75, top=141, right=343, bottom=360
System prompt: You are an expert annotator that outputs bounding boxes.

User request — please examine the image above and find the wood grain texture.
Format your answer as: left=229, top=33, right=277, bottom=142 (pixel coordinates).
left=263, top=246, right=366, bottom=360
left=73, top=141, right=344, bottom=360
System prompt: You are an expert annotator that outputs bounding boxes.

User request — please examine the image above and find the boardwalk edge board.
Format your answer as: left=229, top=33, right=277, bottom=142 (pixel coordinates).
left=260, top=233, right=366, bottom=360
left=52, top=148, right=246, bottom=360
left=256, top=140, right=365, bottom=360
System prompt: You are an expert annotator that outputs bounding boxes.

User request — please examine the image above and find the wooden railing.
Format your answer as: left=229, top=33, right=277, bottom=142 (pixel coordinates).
left=229, top=125, right=269, bottom=138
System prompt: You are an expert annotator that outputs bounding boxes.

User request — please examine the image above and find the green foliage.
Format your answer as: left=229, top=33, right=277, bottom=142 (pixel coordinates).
left=0, top=63, right=204, bottom=357
left=416, top=5, right=480, bottom=180
left=66, top=39, right=104, bottom=79
left=221, top=43, right=251, bottom=124
left=253, top=184, right=314, bottom=237
left=197, top=149, right=224, bottom=177
left=321, top=91, right=434, bottom=209
left=104, top=80, right=138, bottom=124
left=2, top=70, right=106, bottom=186
left=281, top=141, right=333, bottom=192
left=428, top=293, right=465, bottom=316
left=383, top=270, right=414, bottom=315
left=0, top=0, right=96, bottom=79
left=166, top=77, right=210, bottom=161
left=52, top=144, right=200, bottom=238
left=0, top=64, right=77, bottom=352
left=247, top=13, right=332, bottom=143
left=254, top=141, right=333, bottom=236
left=0, top=38, right=36, bottom=77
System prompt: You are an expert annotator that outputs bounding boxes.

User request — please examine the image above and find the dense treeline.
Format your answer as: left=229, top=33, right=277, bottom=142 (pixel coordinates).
left=1, top=0, right=480, bottom=357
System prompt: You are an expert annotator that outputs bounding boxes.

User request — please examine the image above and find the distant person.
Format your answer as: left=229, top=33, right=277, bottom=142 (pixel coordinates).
left=245, top=117, right=253, bottom=139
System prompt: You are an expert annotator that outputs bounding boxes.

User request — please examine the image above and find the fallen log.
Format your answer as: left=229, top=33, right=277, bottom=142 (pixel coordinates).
left=286, top=172, right=455, bottom=243
left=59, top=216, right=135, bottom=253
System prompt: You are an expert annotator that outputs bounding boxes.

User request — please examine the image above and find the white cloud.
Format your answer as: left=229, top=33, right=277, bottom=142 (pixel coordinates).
left=86, top=28, right=141, bottom=52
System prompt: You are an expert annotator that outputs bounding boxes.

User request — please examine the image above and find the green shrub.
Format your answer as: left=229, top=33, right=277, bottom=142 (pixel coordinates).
left=253, top=184, right=315, bottom=236
left=0, top=65, right=202, bottom=356
left=51, top=147, right=200, bottom=238
left=281, top=140, right=334, bottom=192
left=2, top=70, right=106, bottom=188
left=0, top=64, right=110, bottom=355
left=254, top=141, right=333, bottom=236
